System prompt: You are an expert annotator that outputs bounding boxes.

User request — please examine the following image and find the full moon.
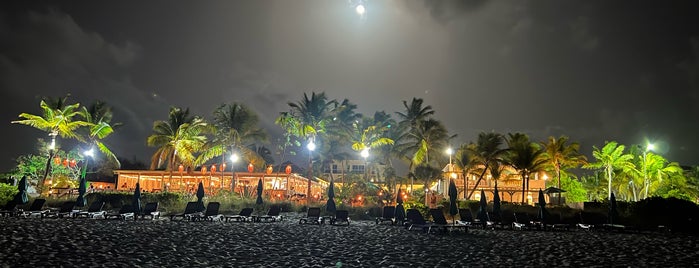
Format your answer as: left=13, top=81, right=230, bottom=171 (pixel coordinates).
left=355, top=4, right=365, bottom=15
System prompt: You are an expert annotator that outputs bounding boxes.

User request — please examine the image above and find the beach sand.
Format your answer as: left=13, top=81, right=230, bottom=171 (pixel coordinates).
left=1, top=213, right=697, bottom=267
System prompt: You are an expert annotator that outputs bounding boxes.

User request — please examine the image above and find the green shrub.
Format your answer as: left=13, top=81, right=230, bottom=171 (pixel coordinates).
left=0, top=183, right=18, bottom=206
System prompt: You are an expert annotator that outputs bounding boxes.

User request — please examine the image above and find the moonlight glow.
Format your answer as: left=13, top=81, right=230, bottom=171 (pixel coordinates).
left=356, top=4, right=365, bottom=15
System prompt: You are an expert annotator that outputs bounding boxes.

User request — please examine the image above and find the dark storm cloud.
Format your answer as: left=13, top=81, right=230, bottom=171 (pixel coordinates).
left=1, top=0, right=698, bottom=172
left=0, top=8, right=166, bottom=169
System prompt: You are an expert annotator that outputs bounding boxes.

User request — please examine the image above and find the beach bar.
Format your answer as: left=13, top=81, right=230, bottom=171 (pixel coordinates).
left=113, top=169, right=328, bottom=199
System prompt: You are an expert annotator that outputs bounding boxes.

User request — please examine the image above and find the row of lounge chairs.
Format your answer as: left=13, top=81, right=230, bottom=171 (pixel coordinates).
left=297, top=207, right=350, bottom=226
left=0, top=199, right=161, bottom=220
left=169, top=202, right=284, bottom=222
left=374, top=205, right=628, bottom=233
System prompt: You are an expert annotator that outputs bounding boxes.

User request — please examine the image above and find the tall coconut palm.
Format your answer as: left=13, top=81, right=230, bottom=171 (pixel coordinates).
left=12, top=96, right=88, bottom=194
left=642, top=152, right=682, bottom=199
left=395, top=98, right=434, bottom=130
left=466, top=132, right=507, bottom=199
left=540, top=136, right=587, bottom=203
left=351, top=116, right=395, bottom=183
left=280, top=92, right=337, bottom=196
left=584, top=141, right=634, bottom=200
left=324, top=99, right=361, bottom=184
left=147, top=107, right=208, bottom=171
left=80, top=101, right=121, bottom=166
left=197, top=103, right=268, bottom=170
left=403, top=119, right=451, bottom=167
left=454, top=143, right=474, bottom=199
left=505, top=133, right=547, bottom=203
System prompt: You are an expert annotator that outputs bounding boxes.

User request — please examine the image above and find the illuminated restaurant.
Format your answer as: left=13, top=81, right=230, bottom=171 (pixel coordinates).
left=113, top=164, right=329, bottom=199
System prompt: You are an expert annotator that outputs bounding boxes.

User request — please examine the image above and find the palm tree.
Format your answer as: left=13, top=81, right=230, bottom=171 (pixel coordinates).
left=12, top=96, right=88, bottom=194
left=197, top=103, right=268, bottom=169
left=505, top=133, right=547, bottom=203
left=80, top=101, right=121, bottom=166
left=147, top=107, right=208, bottom=171
left=350, top=116, right=395, bottom=183
left=395, top=98, right=434, bottom=130
left=466, top=132, right=507, bottom=199
left=642, top=152, right=683, bottom=199
left=280, top=92, right=337, bottom=196
left=540, top=136, right=587, bottom=203
left=454, top=143, right=474, bottom=199
left=584, top=141, right=634, bottom=200
left=403, top=118, right=451, bottom=167
left=413, top=164, right=442, bottom=194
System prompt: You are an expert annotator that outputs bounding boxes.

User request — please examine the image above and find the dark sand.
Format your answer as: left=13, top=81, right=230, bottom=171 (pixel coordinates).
left=1, top=213, right=697, bottom=267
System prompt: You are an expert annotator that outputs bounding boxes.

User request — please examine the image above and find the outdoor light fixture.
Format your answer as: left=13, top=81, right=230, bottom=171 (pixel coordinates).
left=84, top=148, right=94, bottom=157
left=307, top=140, right=316, bottom=151
left=646, top=143, right=655, bottom=151
left=360, top=148, right=369, bottom=159
left=230, top=153, right=239, bottom=163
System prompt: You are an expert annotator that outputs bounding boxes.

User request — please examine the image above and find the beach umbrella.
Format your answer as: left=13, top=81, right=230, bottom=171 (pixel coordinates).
left=256, top=178, right=264, bottom=205
left=196, top=181, right=205, bottom=212
left=395, top=190, right=405, bottom=224
left=537, top=189, right=547, bottom=223
left=13, top=176, right=29, bottom=205
left=132, top=182, right=142, bottom=215
left=448, top=180, right=458, bottom=224
left=75, top=175, right=87, bottom=207
left=492, top=185, right=501, bottom=218
left=477, top=189, right=488, bottom=226
left=326, top=179, right=336, bottom=214
left=609, top=192, right=619, bottom=225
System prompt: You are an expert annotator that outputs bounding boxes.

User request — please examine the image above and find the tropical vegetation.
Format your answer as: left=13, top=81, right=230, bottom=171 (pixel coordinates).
left=7, top=93, right=699, bottom=205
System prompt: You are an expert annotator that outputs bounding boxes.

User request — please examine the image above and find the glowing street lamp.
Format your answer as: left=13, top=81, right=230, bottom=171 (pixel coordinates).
left=361, top=148, right=369, bottom=181
left=307, top=139, right=316, bottom=201
left=230, top=153, right=239, bottom=193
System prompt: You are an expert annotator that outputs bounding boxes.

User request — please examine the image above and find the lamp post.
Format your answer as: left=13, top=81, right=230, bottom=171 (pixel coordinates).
left=445, top=147, right=453, bottom=195
left=230, top=153, right=239, bottom=194
left=360, top=148, right=369, bottom=181
left=307, top=139, right=316, bottom=201
left=642, top=143, right=655, bottom=199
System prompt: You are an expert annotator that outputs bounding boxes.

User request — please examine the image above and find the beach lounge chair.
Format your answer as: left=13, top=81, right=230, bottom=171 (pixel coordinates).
left=170, top=202, right=200, bottom=221
left=543, top=213, right=571, bottom=231
left=331, top=210, right=350, bottom=226
left=406, top=209, right=432, bottom=232
left=20, top=199, right=49, bottom=218
left=139, top=202, right=160, bottom=220
left=257, top=205, right=283, bottom=222
left=0, top=201, right=18, bottom=217
left=73, top=201, right=106, bottom=219
left=429, top=209, right=468, bottom=234
left=487, top=212, right=507, bottom=229
left=457, top=208, right=474, bottom=226
left=190, top=202, right=223, bottom=222
left=299, top=207, right=322, bottom=225
left=105, top=205, right=135, bottom=220
left=513, top=212, right=534, bottom=230
left=577, top=211, right=606, bottom=230
left=225, top=208, right=254, bottom=222
left=376, top=206, right=396, bottom=225
left=45, top=201, right=77, bottom=218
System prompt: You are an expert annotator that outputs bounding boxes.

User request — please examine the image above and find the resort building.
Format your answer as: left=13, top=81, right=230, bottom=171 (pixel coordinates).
left=322, top=159, right=386, bottom=183
left=435, top=163, right=550, bottom=205
left=113, top=164, right=329, bottom=200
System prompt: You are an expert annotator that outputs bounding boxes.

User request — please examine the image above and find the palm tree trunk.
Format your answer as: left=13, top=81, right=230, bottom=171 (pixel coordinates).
left=462, top=171, right=468, bottom=199
left=467, top=161, right=489, bottom=199
left=607, top=165, right=613, bottom=200
left=521, top=172, right=526, bottom=203
left=39, top=149, right=54, bottom=196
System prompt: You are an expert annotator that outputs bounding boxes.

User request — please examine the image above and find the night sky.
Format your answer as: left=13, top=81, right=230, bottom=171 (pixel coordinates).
left=1, top=0, right=698, bottom=171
